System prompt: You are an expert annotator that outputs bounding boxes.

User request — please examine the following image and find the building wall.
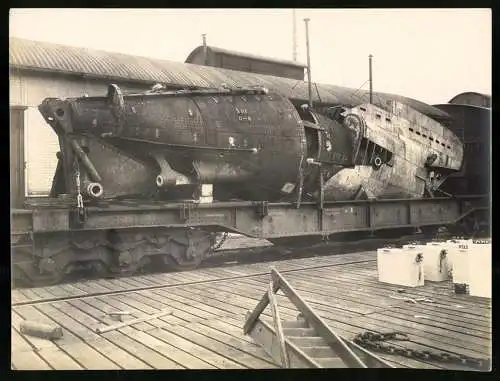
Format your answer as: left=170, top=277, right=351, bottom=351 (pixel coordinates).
left=10, top=71, right=150, bottom=197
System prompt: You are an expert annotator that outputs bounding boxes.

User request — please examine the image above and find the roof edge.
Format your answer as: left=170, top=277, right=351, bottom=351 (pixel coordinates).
left=185, top=45, right=307, bottom=68
left=448, top=91, right=491, bottom=104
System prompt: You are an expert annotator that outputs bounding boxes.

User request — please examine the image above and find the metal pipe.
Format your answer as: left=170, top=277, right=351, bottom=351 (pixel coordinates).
left=369, top=54, right=373, bottom=104
left=304, top=18, right=312, bottom=108
left=83, top=181, right=104, bottom=199
left=70, top=140, right=102, bottom=182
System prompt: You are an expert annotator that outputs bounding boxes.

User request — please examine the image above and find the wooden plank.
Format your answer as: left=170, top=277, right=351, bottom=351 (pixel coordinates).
left=121, top=292, right=190, bottom=326
left=11, top=310, right=84, bottom=370
left=83, top=296, right=159, bottom=332
left=180, top=285, right=437, bottom=369
left=164, top=285, right=297, bottom=322
left=279, top=272, right=491, bottom=337
left=124, top=275, right=159, bottom=287
left=11, top=290, right=29, bottom=304
left=144, top=327, right=244, bottom=369
left=111, top=276, right=151, bottom=289
left=159, top=324, right=275, bottom=369
left=18, top=288, right=42, bottom=302
left=288, top=269, right=492, bottom=332
left=167, top=286, right=298, bottom=330
left=82, top=278, right=123, bottom=292
left=10, top=339, right=52, bottom=370
left=38, top=285, right=78, bottom=298
left=298, top=267, right=492, bottom=317
left=66, top=280, right=113, bottom=295
left=225, top=270, right=490, bottom=356
left=178, top=283, right=443, bottom=369
left=235, top=274, right=492, bottom=356
left=143, top=289, right=235, bottom=322
left=119, top=326, right=213, bottom=369
left=289, top=270, right=492, bottom=326
left=50, top=301, right=153, bottom=369
left=28, top=303, right=121, bottom=370
left=285, top=263, right=492, bottom=317
left=189, top=280, right=360, bottom=321
left=11, top=327, right=35, bottom=353
left=138, top=288, right=245, bottom=325
left=229, top=276, right=375, bottom=316
left=99, top=330, right=184, bottom=369
left=125, top=291, right=214, bottom=325
left=64, top=299, right=180, bottom=369
left=29, top=287, right=58, bottom=300
left=55, top=283, right=89, bottom=298
left=251, top=271, right=491, bottom=330
left=321, top=262, right=491, bottom=310
left=189, top=318, right=278, bottom=365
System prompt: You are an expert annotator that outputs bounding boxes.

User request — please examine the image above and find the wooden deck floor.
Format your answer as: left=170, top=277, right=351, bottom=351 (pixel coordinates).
left=11, top=251, right=492, bottom=370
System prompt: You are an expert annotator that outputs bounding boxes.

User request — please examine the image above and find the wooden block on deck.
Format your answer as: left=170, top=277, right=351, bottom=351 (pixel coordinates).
left=19, top=321, right=63, bottom=340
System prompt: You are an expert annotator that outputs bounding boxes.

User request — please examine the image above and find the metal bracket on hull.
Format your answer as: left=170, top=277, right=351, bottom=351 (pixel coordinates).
left=243, top=268, right=394, bottom=368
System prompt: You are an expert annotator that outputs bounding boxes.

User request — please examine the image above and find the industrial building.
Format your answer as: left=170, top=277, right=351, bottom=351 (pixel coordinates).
left=8, top=36, right=462, bottom=207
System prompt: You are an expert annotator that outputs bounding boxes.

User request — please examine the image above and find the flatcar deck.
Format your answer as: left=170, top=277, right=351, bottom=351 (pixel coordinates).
left=11, top=251, right=491, bottom=370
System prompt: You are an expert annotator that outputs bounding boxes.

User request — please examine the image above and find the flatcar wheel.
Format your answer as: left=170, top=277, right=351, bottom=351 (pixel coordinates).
left=30, top=268, right=68, bottom=287
left=14, top=261, right=68, bottom=287
left=164, top=253, right=204, bottom=272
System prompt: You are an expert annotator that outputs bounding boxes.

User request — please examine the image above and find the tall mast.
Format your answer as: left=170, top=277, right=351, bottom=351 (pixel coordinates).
left=304, top=18, right=312, bottom=107
left=369, top=54, right=373, bottom=104
left=292, top=9, right=297, bottom=61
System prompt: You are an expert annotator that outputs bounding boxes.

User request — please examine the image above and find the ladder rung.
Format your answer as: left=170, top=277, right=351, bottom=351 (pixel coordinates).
left=315, top=357, right=347, bottom=368
left=281, top=320, right=309, bottom=329
left=288, top=336, right=327, bottom=347
left=283, top=328, right=317, bottom=337
left=301, top=345, right=338, bottom=358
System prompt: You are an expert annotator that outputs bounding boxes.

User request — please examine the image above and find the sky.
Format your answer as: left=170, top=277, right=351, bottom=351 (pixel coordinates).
left=9, top=8, right=491, bottom=105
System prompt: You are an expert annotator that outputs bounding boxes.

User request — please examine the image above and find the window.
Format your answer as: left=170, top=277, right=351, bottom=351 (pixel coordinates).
left=441, top=143, right=445, bottom=147
left=422, top=134, right=427, bottom=138
left=375, top=114, right=381, bottom=119
left=416, top=131, right=421, bottom=136
left=360, top=107, right=367, bottom=112
left=409, top=128, right=414, bottom=132
left=429, top=137, right=434, bottom=142
left=385, top=117, right=391, bottom=123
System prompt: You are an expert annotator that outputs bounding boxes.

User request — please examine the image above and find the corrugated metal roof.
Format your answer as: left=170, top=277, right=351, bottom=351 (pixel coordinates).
left=186, top=45, right=307, bottom=68
left=9, top=37, right=450, bottom=120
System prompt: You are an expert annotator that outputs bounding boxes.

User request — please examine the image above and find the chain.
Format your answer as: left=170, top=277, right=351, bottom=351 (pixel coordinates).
left=353, top=331, right=490, bottom=370
left=212, top=232, right=229, bottom=251
left=73, top=157, right=87, bottom=223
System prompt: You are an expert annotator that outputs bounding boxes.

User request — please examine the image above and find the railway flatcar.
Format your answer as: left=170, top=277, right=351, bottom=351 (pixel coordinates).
left=10, top=84, right=489, bottom=286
